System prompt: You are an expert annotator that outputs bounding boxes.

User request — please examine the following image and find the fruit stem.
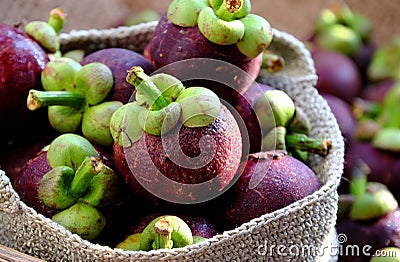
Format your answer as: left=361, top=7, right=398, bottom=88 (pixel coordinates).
left=261, top=50, right=285, bottom=73
left=126, top=66, right=169, bottom=111
left=27, top=89, right=86, bottom=110
left=285, top=133, right=332, bottom=156
left=69, top=157, right=103, bottom=199
left=152, top=219, right=174, bottom=250
left=48, top=8, right=67, bottom=34
left=349, top=160, right=369, bottom=197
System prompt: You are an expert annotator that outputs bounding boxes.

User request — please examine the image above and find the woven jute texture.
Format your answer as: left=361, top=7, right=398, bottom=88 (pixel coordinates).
left=0, top=21, right=344, bottom=261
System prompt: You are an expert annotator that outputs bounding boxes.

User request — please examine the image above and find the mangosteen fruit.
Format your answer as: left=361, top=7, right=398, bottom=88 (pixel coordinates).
left=311, top=47, right=362, bottom=103
left=117, top=214, right=194, bottom=251
left=80, top=47, right=155, bottom=104
left=110, top=67, right=242, bottom=204
left=145, top=0, right=273, bottom=100
left=222, top=150, right=321, bottom=229
left=11, top=133, right=116, bottom=219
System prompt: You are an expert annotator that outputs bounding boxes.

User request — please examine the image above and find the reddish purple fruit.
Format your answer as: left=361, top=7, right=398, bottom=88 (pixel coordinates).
left=80, top=48, right=155, bottom=104
left=113, top=105, right=242, bottom=204
left=11, top=142, right=115, bottom=218
left=223, top=151, right=321, bottom=228
left=312, top=48, right=362, bottom=103
left=144, top=15, right=262, bottom=101
left=0, top=23, right=50, bottom=140
left=12, top=148, right=55, bottom=218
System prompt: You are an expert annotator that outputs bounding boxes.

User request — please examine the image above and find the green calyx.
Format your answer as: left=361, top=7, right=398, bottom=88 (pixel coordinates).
left=255, top=89, right=296, bottom=132
left=24, top=7, right=67, bottom=53
left=116, top=233, right=141, bottom=251
left=350, top=182, right=398, bottom=220
left=28, top=61, right=119, bottom=145
left=47, top=133, right=98, bottom=170
left=119, top=66, right=222, bottom=139
left=345, top=161, right=399, bottom=221
left=139, top=215, right=193, bottom=251
left=39, top=152, right=119, bottom=240
left=166, top=0, right=272, bottom=58
left=175, top=87, right=221, bottom=128
left=52, top=203, right=106, bottom=241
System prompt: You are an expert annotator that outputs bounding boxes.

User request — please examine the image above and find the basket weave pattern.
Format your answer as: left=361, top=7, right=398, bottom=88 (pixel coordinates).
left=0, top=21, right=344, bottom=261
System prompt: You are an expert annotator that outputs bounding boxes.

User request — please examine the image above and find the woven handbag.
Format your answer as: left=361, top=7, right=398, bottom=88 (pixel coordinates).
left=0, top=21, right=344, bottom=261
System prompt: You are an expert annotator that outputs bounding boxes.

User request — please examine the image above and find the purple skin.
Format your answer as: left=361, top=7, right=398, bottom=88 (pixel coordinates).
left=144, top=15, right=262, bottom=101
left=336, top=208, right=400, bottom=262
left=80, top=48, right=155, bottom=104
left=223, top=152, right=321, bottom=229
left=231, top=82, right=275, bottom=153
left=321, top=93, right=356, bottom=142
left=12, top=149, right=56, bottom=218
left=341, top=139, right=400, bottom=199
left=312, top=48, right=362, bottom=103
left=0, top=23, right=50, bottom=141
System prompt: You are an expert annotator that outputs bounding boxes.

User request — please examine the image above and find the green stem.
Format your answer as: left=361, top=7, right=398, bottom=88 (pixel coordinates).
left=285, top=133, right=332, bottom=156
left=212, top=0, right=250, bottom=21
left=261, top=50, right=285, bottom=73
left=126, top=66, right=169, bottom=110
left=349, top=160, right=369, bottom=197
left=27, top=89, right=86, bottom=110
left=69, top=157, right=103, bottom=199
left=48, top=8, right=67, bottom=34
left=152, top=219, right=174, bottom=250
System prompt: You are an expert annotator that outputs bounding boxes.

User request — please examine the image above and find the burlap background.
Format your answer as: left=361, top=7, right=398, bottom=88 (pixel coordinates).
left=0, top=21, right=344, bottom=261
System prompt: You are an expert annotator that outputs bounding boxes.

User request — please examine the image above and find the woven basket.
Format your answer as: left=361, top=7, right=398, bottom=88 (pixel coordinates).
left=0, top=21, right=344, bottom=261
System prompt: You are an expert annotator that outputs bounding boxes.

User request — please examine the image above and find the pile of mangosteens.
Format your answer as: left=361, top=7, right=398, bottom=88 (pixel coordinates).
left=1, top=0, right=335, bottom=253
left=306, top=4, right=400, bottom=261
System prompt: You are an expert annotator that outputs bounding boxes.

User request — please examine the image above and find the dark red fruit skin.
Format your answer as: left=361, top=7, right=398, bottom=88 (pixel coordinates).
left=145, top=15, right=262, bottom=101
left=12, top=148, right=55, bottom=218
left=179, top=213, right=219, bottom=239
left=113, top=106, right=242, bottom=204
left=341, top=139, right=400, bottom=199
left=223, top=152, right=321, bottom=229
left=80, top=48, right=155, bottom=104
left=0, top=23, right=50, bottom=141
left=231, top=82, right=274, bottom=153
left=336, top=208, right=400, bottom=262
left=312, top=48, right=362, bottom=103
left=321, top=93, right=356, bottom=142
